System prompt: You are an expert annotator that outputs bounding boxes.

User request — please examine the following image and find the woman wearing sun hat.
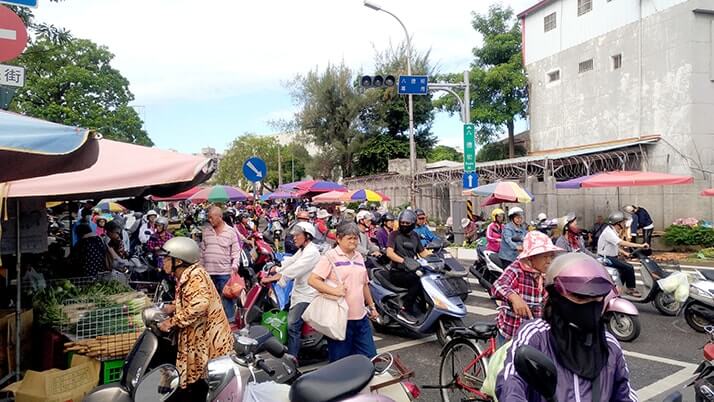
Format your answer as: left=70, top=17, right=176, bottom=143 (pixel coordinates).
left=492, top=230, right=563, bottom=345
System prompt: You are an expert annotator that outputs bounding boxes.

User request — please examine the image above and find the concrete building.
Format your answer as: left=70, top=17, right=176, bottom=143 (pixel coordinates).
left=517, top=0, right=714, bottom=226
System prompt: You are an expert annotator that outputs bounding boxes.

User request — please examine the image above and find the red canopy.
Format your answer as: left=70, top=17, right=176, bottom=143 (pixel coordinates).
left=7, top=139, right=216, bottom=200
left=577, top=171, right=694, bottom=188
left=151, top=186, right=205, bottom=202
left=702, top=189, right=714, bottom=197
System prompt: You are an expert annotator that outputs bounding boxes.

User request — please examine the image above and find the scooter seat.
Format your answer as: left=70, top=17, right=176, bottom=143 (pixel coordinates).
left=374, top=269, right=408, bottom=293
left=701, top=270, right=714, bottom=282
left=289, top=354, right=374, bottom=402
left=488, top=253, right=505, bottom=269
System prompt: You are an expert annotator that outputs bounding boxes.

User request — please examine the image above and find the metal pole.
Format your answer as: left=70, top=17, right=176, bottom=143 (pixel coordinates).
left=277, top=144, right=283, bottom=186
left=463, top=70, right=471, bottom=123
left=15, top=199, right=21, bottom=382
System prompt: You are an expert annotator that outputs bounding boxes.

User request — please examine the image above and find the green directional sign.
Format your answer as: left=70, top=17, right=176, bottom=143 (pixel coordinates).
left=463, top=123, right=476, bottom=172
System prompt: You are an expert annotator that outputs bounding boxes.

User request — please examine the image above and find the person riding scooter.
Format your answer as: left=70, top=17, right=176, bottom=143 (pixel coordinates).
left=284, top=211, right=310, bottom=255
left=486, top=208, right=506, bottom=252
left=374, top=213, right=396, bottom=250
left=597, top=211, right=649, bottom=298
left=260, top=222, right=321, bottom=359
left=499, top=207, right=527, bottom=268
left=555, top=213, right=596, bottom=258
left=414, top=209, right=437, bottom=247
left=156, top=237, right=234, bottom=402
left=385, top=210, right=431, bottom=323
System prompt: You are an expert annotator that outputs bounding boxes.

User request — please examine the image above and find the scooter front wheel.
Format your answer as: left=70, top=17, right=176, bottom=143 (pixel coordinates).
left=684, top=304, right=710, bottom=333
left=606, top=312, right=641, bottom=342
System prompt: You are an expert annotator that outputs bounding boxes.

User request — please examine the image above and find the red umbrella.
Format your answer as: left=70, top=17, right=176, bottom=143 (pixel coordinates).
left=702, top=189, right=714, bottom=196
left=559, top=171, right=694, bottom=188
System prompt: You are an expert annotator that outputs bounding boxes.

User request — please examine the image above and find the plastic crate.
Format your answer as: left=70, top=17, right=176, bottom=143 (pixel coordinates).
left=101, top=358, right=125, bottom=384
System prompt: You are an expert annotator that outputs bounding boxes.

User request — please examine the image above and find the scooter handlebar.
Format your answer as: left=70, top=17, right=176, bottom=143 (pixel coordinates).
left=256, top=359, right=275, bottom=376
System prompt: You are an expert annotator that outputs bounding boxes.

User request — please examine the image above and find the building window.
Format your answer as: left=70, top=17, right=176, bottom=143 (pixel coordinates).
left=578, top=0, right=592, bottom=15
left=612, top=54, right=622, bottom=69
left=578, top=59, right=593, bottom=73
left=547, top=70, right=560, bottom=82
left=544, top=12, right=557, bottom=32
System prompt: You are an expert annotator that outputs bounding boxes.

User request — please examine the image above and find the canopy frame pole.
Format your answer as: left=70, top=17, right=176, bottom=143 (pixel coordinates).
left=14, top=198, right=21, bottom=382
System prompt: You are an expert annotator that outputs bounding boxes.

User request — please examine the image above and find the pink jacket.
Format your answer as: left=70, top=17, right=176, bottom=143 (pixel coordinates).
left=486, top=222, right=503, bottom=252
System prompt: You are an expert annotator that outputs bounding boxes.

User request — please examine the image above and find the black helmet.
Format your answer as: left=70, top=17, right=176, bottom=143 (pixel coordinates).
left=381, top=213, right=396, bottom=226
left=398, top=210, right=417, bottom=234
left=414, top=208, right=426, bottom=216
left=371, top=212, right=382, bottom=225
left=608, top=211, right=626, bottom=225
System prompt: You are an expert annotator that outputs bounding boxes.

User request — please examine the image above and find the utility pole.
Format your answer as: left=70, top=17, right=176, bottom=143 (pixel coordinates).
left=277, top=144, right=283, bottom=186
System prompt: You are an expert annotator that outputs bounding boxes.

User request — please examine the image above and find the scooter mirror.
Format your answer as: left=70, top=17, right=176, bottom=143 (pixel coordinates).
left=133, top=364, right=179, bottom=402
left=514, top=345, right=557, bottom=401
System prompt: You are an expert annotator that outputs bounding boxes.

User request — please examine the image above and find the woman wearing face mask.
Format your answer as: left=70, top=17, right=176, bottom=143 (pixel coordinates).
left=496, top=253, right=637, bottom=402
left=499, top=207, right=527, bottom=268
left=555, top=213, right=596, bottom=258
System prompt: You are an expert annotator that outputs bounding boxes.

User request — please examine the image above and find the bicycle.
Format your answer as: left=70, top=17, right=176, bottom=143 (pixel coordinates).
left=423, top=321, right=500, bottom=402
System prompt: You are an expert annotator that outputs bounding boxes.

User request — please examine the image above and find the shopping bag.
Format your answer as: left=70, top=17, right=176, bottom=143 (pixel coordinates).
left=244, top=381, right=290, bottom=402
left=222, top=272, right=246, bottom=300
left=261, top=309, right=289, bottom=344
left=481, top=339, right=512, bottom=401
left=301, top=253, right=348, bottom=340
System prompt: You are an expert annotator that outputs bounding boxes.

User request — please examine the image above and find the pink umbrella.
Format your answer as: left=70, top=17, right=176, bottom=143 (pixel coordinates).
left=557, top=171, right=693, bottom=188
left=312, top=190, right=348, bottom=204
left=702, top=189, right=714, bottom=196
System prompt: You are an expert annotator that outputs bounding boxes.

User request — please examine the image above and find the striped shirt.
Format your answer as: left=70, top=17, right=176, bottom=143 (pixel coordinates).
left=200, top=223, right=240, bottom=276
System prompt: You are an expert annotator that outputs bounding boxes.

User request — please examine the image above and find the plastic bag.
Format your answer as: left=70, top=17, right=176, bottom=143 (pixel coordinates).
left=657, top=271, right=690, bottom=302
left=244, top=381, right=290, bottom=402
left=272, top=280, right=293, bottom=310
left=261, top=309, right=289, bottom=344
left=222, top=272, right=246, bottom=300
left=481, top=339, right=512, bottom=401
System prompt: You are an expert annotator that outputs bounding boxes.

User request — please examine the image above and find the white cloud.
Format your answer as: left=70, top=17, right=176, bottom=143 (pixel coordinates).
left=34, top=0, right=534, bottom=104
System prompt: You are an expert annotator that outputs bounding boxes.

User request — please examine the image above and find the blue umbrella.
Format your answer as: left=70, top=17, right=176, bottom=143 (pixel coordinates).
left=0, top=110, right=98, bottom=181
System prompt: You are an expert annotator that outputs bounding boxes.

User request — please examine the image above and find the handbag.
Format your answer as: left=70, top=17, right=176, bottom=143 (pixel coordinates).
left=301, top=253, right=349, bottom=340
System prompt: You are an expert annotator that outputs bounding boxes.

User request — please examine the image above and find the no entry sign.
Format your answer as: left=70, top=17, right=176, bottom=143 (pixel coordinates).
left=0, top=5, right=27, bottom=62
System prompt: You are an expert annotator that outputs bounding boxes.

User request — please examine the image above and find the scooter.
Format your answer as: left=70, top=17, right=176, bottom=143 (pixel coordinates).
left=602, top=287, right=641, bottom=342
left=83, top=308, right=299, bottom=402
left=369, top=240, right=469, bottom=346
left=684, top=271, right=714, bottom=333
left=469, top=244, right=507, bottom=293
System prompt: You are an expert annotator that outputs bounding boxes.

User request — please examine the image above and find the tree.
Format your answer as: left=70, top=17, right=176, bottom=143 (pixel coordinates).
left=428, top=145, right=463, bottom=163
left=215, top=133, right=311, bottom=189
left=476, top=142, right=527, bottom=162
left=290, top=63, right=367, bottom=177
left=10, top=36, right=152, bottom=145
left=436, top=5, right=527, bottom=158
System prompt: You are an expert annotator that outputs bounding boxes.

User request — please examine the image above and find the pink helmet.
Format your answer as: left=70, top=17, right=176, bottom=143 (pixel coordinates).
left=545, top=253, right=614, bottom=297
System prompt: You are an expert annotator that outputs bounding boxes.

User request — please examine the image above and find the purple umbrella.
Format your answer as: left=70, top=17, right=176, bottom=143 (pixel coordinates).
left=555, top=175, right=596, bottom=189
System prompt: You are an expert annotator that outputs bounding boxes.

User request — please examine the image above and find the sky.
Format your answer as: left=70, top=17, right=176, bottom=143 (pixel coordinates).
left=33, top=0, right=533, bottom=154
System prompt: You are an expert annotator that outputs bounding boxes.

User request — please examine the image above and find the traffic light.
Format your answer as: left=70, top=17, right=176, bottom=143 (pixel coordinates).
left=360, top=74, right=396, bottom=88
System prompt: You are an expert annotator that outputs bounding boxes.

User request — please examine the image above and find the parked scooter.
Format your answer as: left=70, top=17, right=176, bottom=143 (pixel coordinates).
left=469, top=244, right=508, bottom=293
left=681, top=325, right=714, bottom=401
left=369, top=240, right=469, bottom=346
left=684, top=271, right=714, bottom=333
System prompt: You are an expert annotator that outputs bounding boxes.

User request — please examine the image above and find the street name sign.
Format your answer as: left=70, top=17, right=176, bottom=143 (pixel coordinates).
left=463, top=123, right=476, bottom=172
left=397, top=75, right=428, bottom=95
left=0, top=63, right=23, bottom=87
left=0, top=0, right=37, bottom=7
left=0, top=6, right=27, bottom=62
left=243, top=157, right=267, bottom=182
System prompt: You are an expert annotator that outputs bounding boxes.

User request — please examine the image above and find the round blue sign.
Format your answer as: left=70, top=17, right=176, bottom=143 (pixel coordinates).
left=242, top=157, right=267, bottom=182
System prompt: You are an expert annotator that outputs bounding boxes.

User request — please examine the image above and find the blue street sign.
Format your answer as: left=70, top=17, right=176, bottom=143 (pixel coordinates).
left=242, top=157, right=267, bottom=182
left=398, top=75, right=429, bottom=95
left=0, top=0, right=37, bottom=7
left=463, top=172, right=479, bottom=190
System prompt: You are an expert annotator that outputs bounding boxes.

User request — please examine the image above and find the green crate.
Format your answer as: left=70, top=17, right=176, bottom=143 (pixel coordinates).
left=101, top=359, right=125, bottom=384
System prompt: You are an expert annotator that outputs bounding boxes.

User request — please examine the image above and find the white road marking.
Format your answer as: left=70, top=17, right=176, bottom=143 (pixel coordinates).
left=635, top=366, right=696, bottom=400
left=373, top=335, right=383, bottom=341
left=466, top=305, right=498, bottom=315
left=0, top=28, right=17, bottom=40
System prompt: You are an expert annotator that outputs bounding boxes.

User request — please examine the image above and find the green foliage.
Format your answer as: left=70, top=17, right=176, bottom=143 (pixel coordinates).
left=435, top=4, right=527, bottom=157
left=353, top=134, right=409, bottom=176
left=695, top=248, right=714, bottom=260
left=215, top=133, right=310, bottom=189
left=427, top=145, right=463, bottom=163
left=476, top=142, right=527, bottom=162
left=10, top=37, right=152, bottom=145
left=664, top=225, right=714, bottom=247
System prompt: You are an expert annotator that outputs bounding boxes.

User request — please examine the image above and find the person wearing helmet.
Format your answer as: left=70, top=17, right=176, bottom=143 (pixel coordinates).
left=147, top=217, right=173, bottom=269
left=492, top=231, right=563, bottom=344
left=554, top=213, right=596, bottom=257
left=261, top=222, right=321, bottom=358
left=413, top=208, right=437, bottom=247
left=284, top=210, right=311, bottom=254
left=313, top=209, right=331, bottom=244
left=623, top=205, right=654, bottom=245
left=157, top=237, right=233, bottom=400
left=496, top=253, right=637, bottom=402
left=374, top=213, right=396, bottom=249
left=461, top=218, right=478, bottom=244
left=498, top=207, right=527, bottom=268
left=386, top=210, right=431, bottom=323
left=487, top=208, right=506, bottom=252
left=356, top=210, right=381, bottom=258
left=138, top=209, right=159, bottom=245
left=597, top=211, right=649, bottom=297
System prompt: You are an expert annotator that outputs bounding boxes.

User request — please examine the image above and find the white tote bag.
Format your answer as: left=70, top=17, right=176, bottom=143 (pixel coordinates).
left=302, top=254, right=349, bottom=340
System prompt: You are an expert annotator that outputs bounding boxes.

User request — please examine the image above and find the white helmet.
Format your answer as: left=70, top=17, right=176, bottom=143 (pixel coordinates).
left=460, top=218, right=471, bottom=229
left=508, top=207, right=524, bottom=218
left=356, top=210, right=373, bottom=222
left=537, top=212, right=547, bottom=222
left=291, top=222, right=317, bottom=239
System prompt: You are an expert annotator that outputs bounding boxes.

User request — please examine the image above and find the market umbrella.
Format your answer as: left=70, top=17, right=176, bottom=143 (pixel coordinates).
left=189, top=185, right=251, bottom=203
left=312, top=190, right=349, bottom=204
left=0, top=110, right=100, bottom=181
left=261, top=191, right=297, bottom=201
left=95, top=201, right=127, bottom=213
left=150, top=186, right=205, bottom=201
left=701, top=189, right=714, bottom=196
left=556, top=171, right=694, bottom=188
left=345, top=189, right=391, bottom=202
left=464, top=181, right=535, bottom=204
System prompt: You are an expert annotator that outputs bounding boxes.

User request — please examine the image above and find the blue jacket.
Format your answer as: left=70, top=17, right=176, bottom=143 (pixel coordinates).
left=414, top=224, right=436, bottom=247
left=496, top=319, right=637, bottom=402
left=498, top=222, right=526, bottom=262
